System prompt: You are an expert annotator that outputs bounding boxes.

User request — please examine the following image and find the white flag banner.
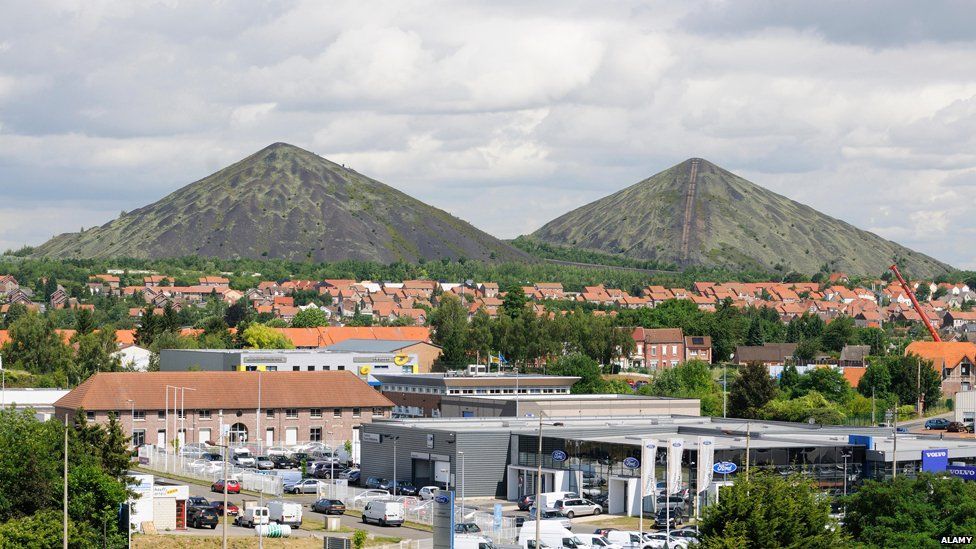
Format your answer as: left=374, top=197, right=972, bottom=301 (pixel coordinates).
left=667, top=438, right=684, bottom=495
left=697, top=437, right=715, bottom=495
left=641, top=439, right=657, bottom=498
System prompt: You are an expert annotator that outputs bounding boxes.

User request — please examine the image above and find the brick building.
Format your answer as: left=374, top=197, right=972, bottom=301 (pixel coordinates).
left=628, top=328, right=713, bottom=369
left=54, top=371, right=393, bottom=449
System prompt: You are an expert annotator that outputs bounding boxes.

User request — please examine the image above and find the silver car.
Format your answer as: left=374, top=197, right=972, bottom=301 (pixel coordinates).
left=554, top=498, right=602, bottom=518
left=284, top=479, right=322, bottom=494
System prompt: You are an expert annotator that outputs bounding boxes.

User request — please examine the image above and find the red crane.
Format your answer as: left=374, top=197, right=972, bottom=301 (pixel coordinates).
left=889, top=263, right=941, bottom=342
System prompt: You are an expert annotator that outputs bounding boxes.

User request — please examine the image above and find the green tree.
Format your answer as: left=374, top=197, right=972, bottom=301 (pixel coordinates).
left=915, top=283, right=931, bottom=301
left=135, top=305, right=161, bottom=347
left=466, top=309, right=494, bottom=364
left=74, top=307, right=95, bottom=335
left=779, top=364, right=800, bottom=397
left=502, top=283, right=527, bottom=318
left=1, top=302, right=27, bottom=328
left=854, top=327, right=888, bottom=356
left=0, top=312, right=73, bottom=377
left=699, top=471, right=844, bottom=548
left=794, top=339, right=820, bottom=362
left=291, top=307, right=329, bottom=328
left=821, top=316, right=855, bottom=353
left=746, top=315, right=764, bottom=346
left=241, top=324, right=295, bottom=349
left=728, top=362, right=777, bottom=419
left=794, top=367, right=852, bottom=403
left=548, top=353, right=607, bottom=394
left=431, top=295, right=468, bottom=366
left=640, top=359, right=723, bottom=415
left=762, top=391, right=847, bottom=424
left=844, top=473, right=976, bottom=548
left=70, top=328, right=122, bottom=385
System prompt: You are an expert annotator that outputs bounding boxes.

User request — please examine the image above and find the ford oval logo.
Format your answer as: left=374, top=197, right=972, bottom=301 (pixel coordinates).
left=551, top=450, right=567, bottom=462
left=623, top=457, right=640, bottom=469
left=713, top=461, right=737, bottom=474
left=434, top=495, right=450, bottom=504
left=645, top=443, right=656, bottom=450
left=671, top=442, right=682, bottom=448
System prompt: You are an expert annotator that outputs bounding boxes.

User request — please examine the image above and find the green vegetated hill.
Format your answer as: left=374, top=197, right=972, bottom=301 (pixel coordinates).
left=531, top=158, right=952, bottom=277
left=33, top=143, right=530, bottom=263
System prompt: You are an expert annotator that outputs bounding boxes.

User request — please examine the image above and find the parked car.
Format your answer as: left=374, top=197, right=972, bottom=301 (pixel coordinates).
left=948, top=421, right=968, bottom=433
left=312, top=498, right=347, bottom=515
left=655, top=495, right=686, bottom=513
left=455, top=523, right=482, bottom=534
left=380, top=479, right=418, bottom=495
left=254, top=456, right=275, bottom=470
left=642, top=532, right=689, bottom=549
left=268, top=500, right=303, bottom=528
left=201, top=452, right=223, bottom=462
left=267, top=446, right=292, bottom=457
left=925, top=418, right=951, bottom=430
left=353, top=489, right=391, bottom=504
left=554, top=498, right=602, bottom=518
left=653, top=508, right=682, bottom=530
left=578, top=534, right=621, bottom=549
left=419, top=486, right=441, bottom=500
left=211, top=501, right=240, bottom=517
left=670, top=529, right=700, bottom=544
left=269, top=455, right=298, bottom=469
left=187, top=496, right=210, bottom=509
left=312, top=463, right=340, bottom=479
left=365, top=476, right=386, bottom=490
left=284, top=479, right=322, bottom=494
left=291, top=452, right=311, bottom=465
left=210, top=479, right=241, bottom=494
left=517, top=495, right=536, bottom=511
left=339, top=468, right=361, bottom=484
left=188, top=506, right=219, bottom=529
left=362, top=500, right=404, bottom=527
left=529, top=508, right=572, bottom=529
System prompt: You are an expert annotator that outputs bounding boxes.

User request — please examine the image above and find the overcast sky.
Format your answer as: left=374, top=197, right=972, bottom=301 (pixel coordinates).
left=2, top=1, right=975, bottom=268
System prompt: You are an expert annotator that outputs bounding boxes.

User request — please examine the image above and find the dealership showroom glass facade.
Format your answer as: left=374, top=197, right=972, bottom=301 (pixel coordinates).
left=362, top=415, right=976, bottom=517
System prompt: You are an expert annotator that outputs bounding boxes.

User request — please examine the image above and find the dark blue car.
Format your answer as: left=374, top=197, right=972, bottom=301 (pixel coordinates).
left=925, top=418, right=950, bottom=430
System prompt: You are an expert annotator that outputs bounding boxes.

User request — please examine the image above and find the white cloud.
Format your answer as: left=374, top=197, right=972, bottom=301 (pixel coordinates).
left=0, top=1, right=974, bottom=268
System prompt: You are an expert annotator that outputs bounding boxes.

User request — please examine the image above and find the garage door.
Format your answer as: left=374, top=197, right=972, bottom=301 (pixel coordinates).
left=198, top=428, right=211, bottom=445
left=285, top=427, right=298, bottom=446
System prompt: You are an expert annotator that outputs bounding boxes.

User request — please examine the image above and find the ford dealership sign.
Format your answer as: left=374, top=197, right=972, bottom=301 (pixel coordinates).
left=713, top=461, right=737, bottom=474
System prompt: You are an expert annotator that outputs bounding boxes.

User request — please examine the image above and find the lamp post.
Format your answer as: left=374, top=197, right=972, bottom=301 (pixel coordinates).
left=534, top=415, right=563, bottom=549
left=63, top=413, right=68, bottom=549
left=459, top=451, right=465, bottom=518
left=1, top=354, right=5, bottom=409
left=209, top=410, right=229, bottom=549
left=179, top=387, right=196, bottom=471
left=386, top=435, right=400, bottom=495
left=126, top=398, right=135, bottom=548
left=841, top=450, right=852, bottom=497
left=328, top=429, right=336, bottom=493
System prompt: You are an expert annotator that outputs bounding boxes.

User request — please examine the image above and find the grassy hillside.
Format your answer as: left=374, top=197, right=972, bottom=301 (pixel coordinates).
left=32, top=143, right=529, bottom=264
left=531, top=158, right=952, bottom=278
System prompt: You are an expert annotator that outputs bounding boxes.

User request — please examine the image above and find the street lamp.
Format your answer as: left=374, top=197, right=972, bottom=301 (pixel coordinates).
left=207, top=435, right=231, bottom=549
left=459, top=451, right=465, bottom=517
left=534, top=415, right=564, bottom=549
left=126, top=399, right=135, bottom=548
left=386, top=435, right=400, bottom=494
left=841, top=450, right=853, bottom=497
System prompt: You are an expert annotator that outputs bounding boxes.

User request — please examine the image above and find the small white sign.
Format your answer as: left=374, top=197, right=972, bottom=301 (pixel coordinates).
left=362, top=432, right=381, bottom=443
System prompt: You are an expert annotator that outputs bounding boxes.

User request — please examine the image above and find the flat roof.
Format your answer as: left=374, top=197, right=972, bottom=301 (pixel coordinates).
left=367, top=415, right=976, bottom=461
left=373, top=373, right=579, bottom=387
left=325, top=339, right=426, bottom=353
left=442, top=394, right=692, bottom=402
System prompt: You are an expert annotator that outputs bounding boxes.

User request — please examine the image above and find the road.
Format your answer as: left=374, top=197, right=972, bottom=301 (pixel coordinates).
left=144, top=472, right=432, bottom=540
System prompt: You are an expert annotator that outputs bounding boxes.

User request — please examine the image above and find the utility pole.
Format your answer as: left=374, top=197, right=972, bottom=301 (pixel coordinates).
left=459, top=451, right=466, bottom=518
left=257, top=369, right=262, bottom=455
left=917, top=356, right=923, bottom=418
left=892, top=401, right=899, bottom=480
left=535, top=414, right=543, bottom=549
left=745, top=423, right=751, bottom=483
left=63, top=414, right=68, bottom=549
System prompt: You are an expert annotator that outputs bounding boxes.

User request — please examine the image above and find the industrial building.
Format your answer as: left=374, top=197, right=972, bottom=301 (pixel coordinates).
left=160, top=348, right=421, bottom=386
left=373, top=371, right=580, bottom=418
left=0, top=388, right=70, bottom=421
left=324, top=339, right=442, bottom=372
left=439, top=393, right=700, bottom=418
left=359, top=415, right=976, bottom=514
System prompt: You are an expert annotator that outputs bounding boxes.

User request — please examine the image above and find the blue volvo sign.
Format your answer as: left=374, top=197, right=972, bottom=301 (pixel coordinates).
left=713, top=461, right=737, bottom=474
left=948, top=465, right=976, bottom=480
left=922, top=449, right=948, bottom=472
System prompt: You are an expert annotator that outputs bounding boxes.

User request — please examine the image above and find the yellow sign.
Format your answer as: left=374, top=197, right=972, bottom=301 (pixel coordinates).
left=360, top=365, right=371, bottom=375
left=393, top=354, right=410, bottom=366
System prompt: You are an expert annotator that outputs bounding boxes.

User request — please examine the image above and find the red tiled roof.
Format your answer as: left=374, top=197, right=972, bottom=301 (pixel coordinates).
left=54, top=371, right=393, bottom=411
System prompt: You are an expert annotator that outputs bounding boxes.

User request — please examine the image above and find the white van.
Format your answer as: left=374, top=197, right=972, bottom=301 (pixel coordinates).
left=518, top=522, right=586, bottom=549
left=234, top=506, right=270, bottom=528
left=267, top=500, right=303, bottom=528
left=362, top=500, right=404, bottom=527
left=232, top=448, right=256, bottom=467
left=537, top=492, right=578, bottom=510
left=455, top=535, right=495, bottom=549
left=604, top=531, right=647, bottom=549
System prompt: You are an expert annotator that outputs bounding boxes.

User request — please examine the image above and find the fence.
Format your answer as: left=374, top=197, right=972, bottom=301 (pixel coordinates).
left=317, top=481, right=518, bottom=544
left=138, top=446, right=284, bottom=496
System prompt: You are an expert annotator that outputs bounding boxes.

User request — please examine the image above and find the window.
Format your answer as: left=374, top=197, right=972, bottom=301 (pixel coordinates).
left=286, top=409, right=298, bottom=419
left=85, top=411, right=95, bottom=420
left=306, top=366, right=315, bottom=371
left=650, top=346, right=657, bottom=356
left=310, top=427, right=322, bottom=442
left=373, top=408, right=384, bottom=415
left=964, top=363, right=972, bottom=377
left=337, top=365, right=345, bottom=371
left=671, top=345, right=678, bottom=355
left=333, top=408, right=342, bottom=418
left=132, top=429, right=145, bottom=447
left=133, top=410, right=146, bottom=421
left=157, top=411, right=165, bottom=420
left=310, top=409, right=323, bottom=419
left=352, top=408, right=361, bottom=418
left=293, top=366, right=300, bottom=371
left=198, top=410, right=211, bottom=420
left=176, top=410, right=186, bottom=419
left=266, top=409, right=275, bottom=419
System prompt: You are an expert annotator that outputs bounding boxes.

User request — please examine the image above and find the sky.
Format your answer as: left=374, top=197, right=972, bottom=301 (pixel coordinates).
left=1, top=0, right=975, bottom=268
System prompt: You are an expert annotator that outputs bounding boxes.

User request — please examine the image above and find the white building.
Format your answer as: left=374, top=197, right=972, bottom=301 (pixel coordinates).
left=1, top=388, right=70, bottom=420
left=113, top=344, right=153, bottom=371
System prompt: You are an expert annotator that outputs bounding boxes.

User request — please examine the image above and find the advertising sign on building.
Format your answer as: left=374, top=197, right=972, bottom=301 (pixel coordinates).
left=948, top=465, right=976, bottom=480
left=433, top=491, right=455, bottom=549
left=921, top=449, right=949, bottom=472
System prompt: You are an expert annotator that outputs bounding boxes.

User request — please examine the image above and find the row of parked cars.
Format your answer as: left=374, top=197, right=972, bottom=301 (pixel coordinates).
left=924, top=417, right=974, bottom=432
left=187, top=493, right=349, bottom=530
